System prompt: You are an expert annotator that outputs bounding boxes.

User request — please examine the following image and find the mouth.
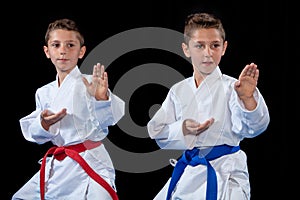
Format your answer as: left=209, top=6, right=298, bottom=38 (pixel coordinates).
left=202, top=61, right=214, bottom=64
left=57, top=58, right=68, bottom=62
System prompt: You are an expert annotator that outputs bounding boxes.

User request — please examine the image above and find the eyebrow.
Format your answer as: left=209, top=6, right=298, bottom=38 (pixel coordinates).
left=192, top=40, right=222, bottom=44
left=50, top=39, right=77, bottom=43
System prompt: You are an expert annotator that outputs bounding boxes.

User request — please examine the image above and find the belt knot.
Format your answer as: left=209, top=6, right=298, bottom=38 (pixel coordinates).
left=53, top=146, right=67, bottom=161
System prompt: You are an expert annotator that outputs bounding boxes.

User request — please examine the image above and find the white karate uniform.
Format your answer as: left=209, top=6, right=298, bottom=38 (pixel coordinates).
left=12, top=66, right=125, bottom=200
left=147, top=67, right=270, bottom=200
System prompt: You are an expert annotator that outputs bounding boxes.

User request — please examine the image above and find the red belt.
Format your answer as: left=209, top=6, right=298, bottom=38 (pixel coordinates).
left=40, top=140, right=119, bottom=200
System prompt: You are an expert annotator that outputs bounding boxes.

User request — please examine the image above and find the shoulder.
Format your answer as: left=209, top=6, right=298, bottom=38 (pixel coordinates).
left=170, top=77, right=193, bottom=94
left=81, top=74, right=92, bottom=81
left=36, top=81, right=56, bottom=94
left=221, top=74, right=237, bottom=84
left=171, top=77, right=190, bottom=88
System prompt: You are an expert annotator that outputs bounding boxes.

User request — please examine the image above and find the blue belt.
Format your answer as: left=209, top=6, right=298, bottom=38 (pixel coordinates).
left=166, top=145, right=240, bottom=200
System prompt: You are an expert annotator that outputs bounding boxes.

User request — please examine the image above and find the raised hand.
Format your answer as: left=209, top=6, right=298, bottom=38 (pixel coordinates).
left=82, top=63, right=109, bottom=100
left=234, top=62, right=259, bottom=110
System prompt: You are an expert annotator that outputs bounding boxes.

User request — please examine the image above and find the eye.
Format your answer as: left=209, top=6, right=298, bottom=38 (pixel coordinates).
left=211, top=43, right=221, bottom=49
left=51, top=43, right=60, bottom=48
left=195, top=44, right=204, bottom=49
left=67, top=43, right=75, bottom=48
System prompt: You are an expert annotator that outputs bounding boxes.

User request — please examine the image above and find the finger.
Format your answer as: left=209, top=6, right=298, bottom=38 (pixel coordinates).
left=249, top=64, right=257, bottom=78
left=240, top=64, right=250, bottom=77
left=245, top=65, right=256, bottom=76
left=103, top=72, right=108, bottom=82
left=59, top=108, right=67, bottom=114
left=246, top=68, right=252, bottom=76
left=254, top=69, right=259, bottom=81
left=198, top=118, right=214, bottom=129
left=240, top=63, right=258, bottom=79
left=92, top=64, right=97, bottom=77
left=97, top=63, right=103, bottom=75
left=234, top=80, right=241, bottom=88
left=41, top=110, right=47, bottom=119
left=208, top=118, right=214, bottom=125
left=100, top=64, right=105, bottom=79
left=82, top=76, right=89, bottom=87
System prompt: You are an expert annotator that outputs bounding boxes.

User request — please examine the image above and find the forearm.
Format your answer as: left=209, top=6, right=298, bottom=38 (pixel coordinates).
left=239, top=96, right=257, bottom=111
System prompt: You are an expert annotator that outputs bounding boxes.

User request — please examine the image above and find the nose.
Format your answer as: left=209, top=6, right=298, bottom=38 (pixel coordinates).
left=59, top=45, right=67, bottom=55
left=204, top=46, right=212, bottom=57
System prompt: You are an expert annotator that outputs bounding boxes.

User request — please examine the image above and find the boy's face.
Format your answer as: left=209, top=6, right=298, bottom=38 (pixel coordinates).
left=43, top=29, right=86, bottom=73
left=182, top=28, right=227, bottom=76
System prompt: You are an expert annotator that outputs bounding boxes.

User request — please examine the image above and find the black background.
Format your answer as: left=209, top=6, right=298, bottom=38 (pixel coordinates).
left=4, top=0, right=291, bottom=199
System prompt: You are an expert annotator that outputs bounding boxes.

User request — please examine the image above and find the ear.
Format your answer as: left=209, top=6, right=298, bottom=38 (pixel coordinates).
left=182, top=42, right=191, bottom=58
left=43, top=46, right=50, bottom=58
left=78, top=46, right=86, bottom=59
left=222, top=41, right=228, bottom=56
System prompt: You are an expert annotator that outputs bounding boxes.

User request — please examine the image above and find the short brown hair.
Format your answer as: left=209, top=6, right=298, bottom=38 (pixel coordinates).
left=183, top=13, right=225, bottom=44
left=44, top=18, right=85, bottom=47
